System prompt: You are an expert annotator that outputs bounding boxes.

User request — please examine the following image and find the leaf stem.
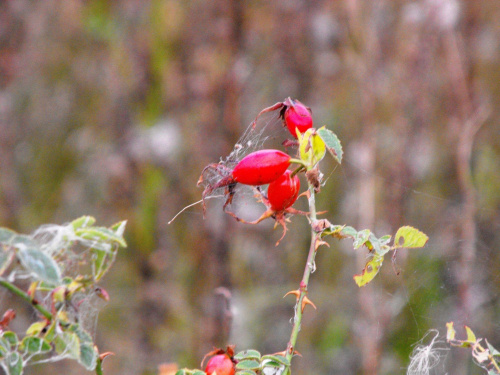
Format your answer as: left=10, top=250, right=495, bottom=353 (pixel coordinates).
left=289, top=158, right=308, bottom=168
left=285, top=182, right=319, bottom=367
left=0, top=278, right=52, bottom=320
left=290, top=165, right=305, bottom=178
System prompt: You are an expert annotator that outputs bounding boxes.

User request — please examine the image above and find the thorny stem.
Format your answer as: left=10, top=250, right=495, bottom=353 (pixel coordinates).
left=285, top=181, right=319, bottom=369
left=0, top=278, right=52, bottom=320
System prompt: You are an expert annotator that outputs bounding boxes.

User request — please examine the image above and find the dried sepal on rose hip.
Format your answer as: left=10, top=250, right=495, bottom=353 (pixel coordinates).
left=252, top=97, right=313, bottom=138
left=227, top=169, right=309, bottom=246
left=198, top=149, right=292, bottom=210
left=202, top=346, right=236, bottom=375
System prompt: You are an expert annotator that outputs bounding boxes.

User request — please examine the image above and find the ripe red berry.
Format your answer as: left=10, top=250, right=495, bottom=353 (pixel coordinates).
left=284, top=99, right=313, bottom=138
left=267, top=170, right=300, bottom=211
left=232, top=149, right=291, bottom=186
left=205, top=354, right=235, bottom=375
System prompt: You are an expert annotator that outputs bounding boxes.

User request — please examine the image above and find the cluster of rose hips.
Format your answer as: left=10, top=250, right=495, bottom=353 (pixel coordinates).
left=198, top=98, right=314, bottom=244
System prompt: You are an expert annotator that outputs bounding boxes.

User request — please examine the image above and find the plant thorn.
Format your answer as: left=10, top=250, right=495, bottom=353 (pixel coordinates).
left=301, top=296, right=317, bottom=312
left=284, top=289, right=300, bottom=300
left=314, top=239, right=329, bottom=251
left=99, top=352, right=114, bottom=361
left=272, top=350, right=287, bottom=357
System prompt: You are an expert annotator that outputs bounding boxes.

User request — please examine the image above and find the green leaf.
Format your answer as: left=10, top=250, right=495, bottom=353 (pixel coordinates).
left=11, top=235, right=37, bottom=249
left=174, top=370, right=187, bottom=375
left=75, top=227, right=127, bottom=248
left=366, top=234, right=392, bottom=256
left=17, top=247, right=61, bottom=286
left=487, top=340, right=500, bottom=357
left=70, top=216, right=96, bottom=230
left=2, top=332, right=18, bottom=348
left=317, top=127, right=343, bottom=164
left=86, top=222, right=126, bottom=281
left=321, top=225, right=351, bottom=239
left=298, top=128, right=326, bottom=168
left=340, top=226, right=357, bottom=238
left=379, top=235, right=392, bottom=245
left=234, top=349, right=261, bottom=361
left=354, top=254, right=384, bottom=287
left=366, top=233, right=381, bottom=252
left=21, top=337, right=51, bottom=354
left=66, top=324, right=98, bottom=370
left=353, top=229, right=371, bottom=249
left=91, top=248, right=117, bottom=282
left=235, top=359, right=261, bottom=371
left=393, top=226, right=428, bottom=248
left=79, top=343, right=98, bottom=370
left=192, top=371, right=205, bottom=375
left=110, top=220, right=127, bottom=238
left=261, top=354, right=290, bottom=366
left=235, top=371, right=257, bottom=375
left=55, top=331, right=80, bottom=360
left=261, top=360, right=282, bottom=368
left=323, top=225, right=343, bottom=234
left=0, top=228, right=17, bottom=245
left=68, top=323, right=93, bottom=345
left=6, top=352, right=23, bottom=375
left=0, top=337, right=10, bottom=352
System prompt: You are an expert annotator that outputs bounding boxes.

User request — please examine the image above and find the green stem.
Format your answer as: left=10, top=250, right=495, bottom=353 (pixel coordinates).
left=0, top=278, right=52, bottom=320
left=290, top=165, right=305, bottom=178
left=289, top=158, right=308, bottom=168
left=285, top=182, right=320, bottom=367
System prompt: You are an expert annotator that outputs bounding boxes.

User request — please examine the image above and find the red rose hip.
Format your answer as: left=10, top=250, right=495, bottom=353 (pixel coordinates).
left=232, top=149, right=291, bottom=186
left=268, top=170, right=300, bottom=211
left=284, top=99, right=313, bottom=138
left=205, top=354, right=235, bottom=375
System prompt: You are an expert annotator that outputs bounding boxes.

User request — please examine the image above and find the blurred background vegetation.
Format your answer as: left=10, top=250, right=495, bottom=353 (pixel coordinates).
left=0, top=0, right=499, bottom=374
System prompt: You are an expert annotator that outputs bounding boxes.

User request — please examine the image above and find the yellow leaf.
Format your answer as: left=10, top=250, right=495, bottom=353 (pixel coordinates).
left=353, top=254, right=384, bottom=287
left=26, top=321, right=47, bottom=336
left=446, top=322, right=456, bottom=341
left=394, top=226, right=429, bottom=248
left=465, top=325, right=477, bottom=343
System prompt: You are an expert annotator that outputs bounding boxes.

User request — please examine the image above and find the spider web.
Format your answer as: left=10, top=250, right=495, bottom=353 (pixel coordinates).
left=30, top=223, right=110, bottom=336
left=197, top=109, right=296, bottom=220
left=0, top=221, right=111, bottom=368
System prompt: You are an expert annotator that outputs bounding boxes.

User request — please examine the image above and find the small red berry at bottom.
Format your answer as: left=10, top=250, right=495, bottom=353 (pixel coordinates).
left=205, top=354, right=235, bottom=375
left=268, top=170, right=300, bottom=212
